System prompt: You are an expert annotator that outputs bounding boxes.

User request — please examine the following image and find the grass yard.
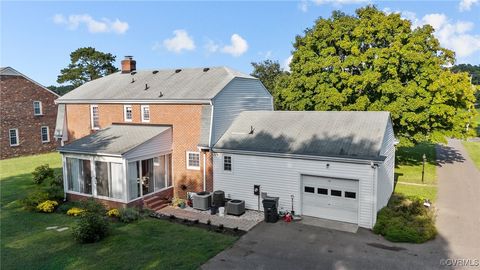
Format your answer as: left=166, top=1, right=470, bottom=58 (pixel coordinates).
left=394, top=143, right=437, bottom=201
left=462, top=141, right=480, bottom=170
left=1, top=153, right=236, bottom=270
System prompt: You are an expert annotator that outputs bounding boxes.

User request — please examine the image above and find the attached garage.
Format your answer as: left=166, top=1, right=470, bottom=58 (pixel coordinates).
left=213, top=111, right=395, bottom=229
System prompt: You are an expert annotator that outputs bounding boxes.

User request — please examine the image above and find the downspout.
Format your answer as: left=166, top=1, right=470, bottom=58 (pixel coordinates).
left=371, top=162, right=378, bottom=228
left=203, top=152, right=206, bottom=191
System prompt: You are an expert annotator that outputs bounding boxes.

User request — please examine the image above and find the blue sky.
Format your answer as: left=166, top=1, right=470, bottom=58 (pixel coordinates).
left=1, top=1, right=479, bottom=86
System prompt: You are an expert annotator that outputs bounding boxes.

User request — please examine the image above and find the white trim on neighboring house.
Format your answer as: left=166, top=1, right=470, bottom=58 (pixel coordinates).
left=124, top=105, right=133, bottom=122
left=33, top=101, right=43, bottom=115
left=186, top=151, right=200, bottom=170
left=9, top=128, right=19, bottom=146
left=55, top=99, right=211, bottom=105
left=41, top=126, right=50, bottom=143
left=141, top=105, right=150, bottom=122
left=90, top=104, right=100, bottom=130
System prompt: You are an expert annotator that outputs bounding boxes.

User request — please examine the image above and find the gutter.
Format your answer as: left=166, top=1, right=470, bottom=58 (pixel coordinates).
left=212, top=148, right=386, bottom=165
left=55, top=99, right=212, bottom=105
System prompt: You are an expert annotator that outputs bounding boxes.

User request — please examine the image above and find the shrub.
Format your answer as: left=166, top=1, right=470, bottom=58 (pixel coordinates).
left=106, top=208, right=120, bottom=218
left=171, top=197, right=185, bottom=207
left=45, top=172, right=64, bottom=200
left=118, top=207, right=141, bottom=223
left=57, top=201, right=81, bottom=214
left=72, top=212, right=109, bottom=243
left=36, top=200, right=58, bottom=213
left=21, top=191, right=50, bottom=211
left=67, top=207, right=86, bottom=216
left=374, top=194, right=437, bottom=243
left=80, top=199, right=106, bottom=215
left=32, top=164, right=54, bottom=185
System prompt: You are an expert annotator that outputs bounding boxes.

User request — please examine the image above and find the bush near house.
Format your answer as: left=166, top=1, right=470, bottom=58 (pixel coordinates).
left=32, top=164, right=55, bottom=184
left=118, top=207, right=141, bottom=223
left=36, top=200, right=58, bottom=213
left=374, top=194, right=437, bottom=243
left=72, top=210, right=109, bottom=243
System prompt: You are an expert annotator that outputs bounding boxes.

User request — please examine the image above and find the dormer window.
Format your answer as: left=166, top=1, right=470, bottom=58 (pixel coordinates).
left=33, top=101, right=42, bottom=115
left=124, top=105, right=132, bottom=122
left=141, top=105, right=150, bottom=122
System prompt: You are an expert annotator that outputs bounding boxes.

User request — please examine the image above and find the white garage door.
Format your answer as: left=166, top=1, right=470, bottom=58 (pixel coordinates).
left=301, top=175, right=359, bottom=224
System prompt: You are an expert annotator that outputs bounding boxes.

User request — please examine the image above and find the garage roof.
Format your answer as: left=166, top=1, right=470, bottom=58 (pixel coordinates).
left=58, top=124, right=171, bottom=156
left=214, top=111, right=391, bottom=160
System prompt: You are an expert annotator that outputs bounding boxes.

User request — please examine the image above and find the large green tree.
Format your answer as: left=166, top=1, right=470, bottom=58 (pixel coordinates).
left=46, top=85, right=75, bottom=96
left=451, top=64, right=480, bottom=85
left=250, top=60, right=289, bottom=109
left=57, top=47, right=119, bottom=88
left=279, top=6, right=477, bottom=145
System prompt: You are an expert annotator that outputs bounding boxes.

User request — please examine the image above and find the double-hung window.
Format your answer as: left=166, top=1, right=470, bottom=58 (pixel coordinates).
left=90, top=105, right=100, bottom=130
left=186, top=151, right=200, bottom=170
left=141, top=105, right=150, bottom=122
left=33, top=101, right=42, bottom=115
left=9, top=128, right=19, bottom=146
left=41, top=126, right=50, bottom=143
left=223, top=156, right=232, bottom=171
left=124, top=105, right=132, bottom=122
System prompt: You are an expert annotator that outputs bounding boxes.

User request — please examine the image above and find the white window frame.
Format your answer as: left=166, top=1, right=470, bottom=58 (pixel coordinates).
left=223, top=155, right=232, bottom=172
left=186, top=151, right=200, bottom=170
left=141, top=105, right=150, bottom=122
left=41, top=126, right=50, bottom=143
left=9, top=128, right=19, bottom=146
left=90, top=105, right=100, bottom=130
left=124, top=105, right=133, bottom=122
left=33, top=101, right=42, bottom=116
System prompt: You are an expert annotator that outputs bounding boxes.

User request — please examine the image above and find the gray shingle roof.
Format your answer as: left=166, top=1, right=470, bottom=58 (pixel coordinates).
left=214, top=111, right=391, bottom=160
left=56, top=67, right=254, bottom=102
left=58, top=124, right=170, bottom=156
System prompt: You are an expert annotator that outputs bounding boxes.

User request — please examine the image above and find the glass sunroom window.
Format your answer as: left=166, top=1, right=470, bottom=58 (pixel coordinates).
left=95, top=161, right=123, bottom=199
left=66, top=158, right=92, bottom=194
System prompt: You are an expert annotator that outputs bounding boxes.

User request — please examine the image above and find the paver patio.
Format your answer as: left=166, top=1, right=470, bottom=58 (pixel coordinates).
left=156, top=206, right=263, bottom=231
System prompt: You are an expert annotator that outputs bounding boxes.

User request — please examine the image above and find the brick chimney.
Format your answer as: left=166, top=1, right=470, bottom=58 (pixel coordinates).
left=121, top=56, right=136, bottom=74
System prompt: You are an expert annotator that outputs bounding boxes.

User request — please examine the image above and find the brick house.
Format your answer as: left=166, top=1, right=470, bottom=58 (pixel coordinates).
left=1, top=67, right=59, bottom=159
left=55, top=57, right=273, bottom=208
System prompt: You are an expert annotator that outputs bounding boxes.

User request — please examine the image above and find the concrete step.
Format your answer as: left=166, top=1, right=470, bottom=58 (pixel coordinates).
left=146, top=200, right=169, bottom=209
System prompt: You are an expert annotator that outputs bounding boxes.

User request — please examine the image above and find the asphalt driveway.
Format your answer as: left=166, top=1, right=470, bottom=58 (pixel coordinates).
left=203, top=139, right=479, bottom=270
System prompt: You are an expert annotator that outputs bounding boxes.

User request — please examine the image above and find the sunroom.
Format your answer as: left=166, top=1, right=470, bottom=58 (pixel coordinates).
left=58, top=124, right=173, bottom=205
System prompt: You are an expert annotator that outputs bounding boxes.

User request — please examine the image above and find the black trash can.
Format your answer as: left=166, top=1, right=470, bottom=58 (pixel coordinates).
left=262, top=199, right=279, bottom=223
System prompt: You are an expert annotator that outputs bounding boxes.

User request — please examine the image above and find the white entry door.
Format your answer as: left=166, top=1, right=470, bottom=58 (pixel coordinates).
left=301, top=175, right=359, bottom=224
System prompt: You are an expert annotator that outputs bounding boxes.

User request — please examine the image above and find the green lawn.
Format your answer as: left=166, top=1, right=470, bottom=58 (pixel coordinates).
left=462, top=141, right=480, bottom=170
left=394, top=143, right=437, bottom=201
left=1, top=153, right=236, bottom=270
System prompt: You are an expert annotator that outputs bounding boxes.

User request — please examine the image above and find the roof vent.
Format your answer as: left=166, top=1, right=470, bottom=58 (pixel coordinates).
left=152, top=70, right=159, bottom=74
left=158, top=91, right=164, bottom=97
left=131, top=77, right=135, bottom=83
left=203, top=67, right=210, bottom=72
left=249, top=126, right=255, bottom=135
left=130, top=71, right=137, bottom=75
left=145, top=83, right=149, bottom=91
left=175, top=69, right=182, bottom=73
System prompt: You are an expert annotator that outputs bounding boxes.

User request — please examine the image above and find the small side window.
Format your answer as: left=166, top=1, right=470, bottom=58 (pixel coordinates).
left=345, top=191, right=356, bottom=199
left=33, top=101, right=42, bottom=115
left=304, top=186, right=314, bottom=193
left=330, top=190, right=342, bottom=197
left=223, top=156, right=232, bottom=171
left=317, top=188, right=328, bottom=195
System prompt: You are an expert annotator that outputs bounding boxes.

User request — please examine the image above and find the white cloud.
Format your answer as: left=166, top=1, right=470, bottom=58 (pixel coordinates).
left=397, top=11, right=480, bottom=59
left=204, top=39, right=220, bottom=54
left=221, top=34, right=248, bottom=57
left=459, top=0, right=479, bottom=11
left=312, top=0, right=368, bottom=6
left=162, top=29, right=196, bottom=53
left=283, top=55, right=293, bottom=72
left=52, top=14, right=129, bottom=34
left=299, top=0, right=309, bottom=12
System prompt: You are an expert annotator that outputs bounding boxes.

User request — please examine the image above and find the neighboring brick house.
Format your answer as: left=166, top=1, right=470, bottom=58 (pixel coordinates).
left=1, top=67, right=59, bottom=159
left=55, top=56, right=273, bottom=208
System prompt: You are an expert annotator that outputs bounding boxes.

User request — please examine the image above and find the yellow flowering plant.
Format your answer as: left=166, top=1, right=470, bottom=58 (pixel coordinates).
left=36, top=200, right=58, bottom=213
left=106, top=208, right=120, bottom=217
left=67, top=207, right=85, bottom=216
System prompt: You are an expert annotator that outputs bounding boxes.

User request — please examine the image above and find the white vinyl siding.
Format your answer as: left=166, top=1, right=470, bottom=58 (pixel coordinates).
left=211, top=78, right=273, bottom=144
left=9, top=128, right=19, bottom=146
left=124, top=105, right=133, bottom=122
left=41, top=126, right=50, bottom=143
left=186, top=151, right=200, bottom=170
left=90, top=105, right=100, bottom=130
left=376, top=120, right=395, bottom=212
left=214, top=153, right=377, bottom=229
left=33, top=101, right=42, bottom=115
left=141, top=105, right=150, bottom=122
